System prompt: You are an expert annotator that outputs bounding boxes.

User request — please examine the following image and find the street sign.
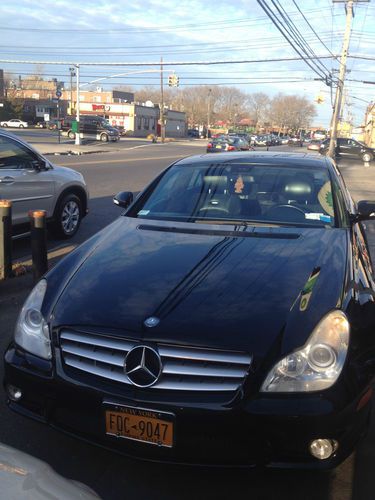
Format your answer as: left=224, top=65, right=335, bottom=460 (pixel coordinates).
left=52, top=98, right=59, bottom=103
left=56, top=90, right=62, bottom=98
left=44, top=113, right=50, bottom=122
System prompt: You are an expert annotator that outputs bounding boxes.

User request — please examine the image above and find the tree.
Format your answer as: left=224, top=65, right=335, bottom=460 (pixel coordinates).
left=270, top=94, right=317, bottom=132
left=247, top=92, right=270, bottom=131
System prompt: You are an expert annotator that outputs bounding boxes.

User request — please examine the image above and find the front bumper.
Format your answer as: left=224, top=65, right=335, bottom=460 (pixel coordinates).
left=4, top=344, right=371, bottom=469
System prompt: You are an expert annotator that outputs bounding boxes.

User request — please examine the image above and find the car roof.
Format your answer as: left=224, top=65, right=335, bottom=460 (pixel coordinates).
left=175, top=151, right=333, bottom=169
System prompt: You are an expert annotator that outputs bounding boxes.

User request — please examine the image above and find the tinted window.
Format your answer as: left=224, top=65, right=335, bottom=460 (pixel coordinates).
left=0, top=136, right=37, bottom=170
left=132, top=162, right=336, bottom=227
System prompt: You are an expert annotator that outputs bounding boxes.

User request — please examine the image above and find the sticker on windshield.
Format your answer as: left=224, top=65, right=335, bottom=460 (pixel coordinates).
left=138, top=210, right=150, bottom=215
left=318, top=181, right=334, bottom=216
left=305, top=213, right=332, bottom=223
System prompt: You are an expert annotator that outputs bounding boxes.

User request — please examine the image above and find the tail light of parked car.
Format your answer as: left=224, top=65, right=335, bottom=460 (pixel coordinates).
left=207, top=143, right=213, bottom=149
left=226, top=145, right=236, bottom=151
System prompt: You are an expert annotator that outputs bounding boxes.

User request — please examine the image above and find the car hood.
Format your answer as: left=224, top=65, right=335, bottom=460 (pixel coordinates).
left=51, top=217, right=348, bottom=358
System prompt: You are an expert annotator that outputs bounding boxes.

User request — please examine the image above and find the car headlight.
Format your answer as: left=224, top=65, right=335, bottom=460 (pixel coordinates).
left=14, top=279, right=51, bottom=360
left=261, top=310, right=349, bottom=393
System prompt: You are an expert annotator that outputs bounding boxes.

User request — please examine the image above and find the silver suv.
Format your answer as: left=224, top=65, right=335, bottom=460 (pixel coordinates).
left=0, top=129, right=88, bottom=238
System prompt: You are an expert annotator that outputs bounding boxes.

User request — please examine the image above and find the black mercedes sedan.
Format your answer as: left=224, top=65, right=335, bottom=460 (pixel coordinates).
left=4, top=152, right=375, bottom=469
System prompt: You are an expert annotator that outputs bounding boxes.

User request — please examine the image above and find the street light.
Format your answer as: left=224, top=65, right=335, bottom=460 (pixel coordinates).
left=69, top=67, right=76, bottom=115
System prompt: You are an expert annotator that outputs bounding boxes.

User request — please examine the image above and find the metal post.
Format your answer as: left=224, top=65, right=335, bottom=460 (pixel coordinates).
left=160, top=57, right=165, bottom=143
left=29, top=210, right=48, bottom=282
left=0, top=200, right=12, bottom=280
left=328, top=0, right=354, bottom=158
left=57, top=99, right=61, bottom=144
left=75, top=64, right=81, bottom=146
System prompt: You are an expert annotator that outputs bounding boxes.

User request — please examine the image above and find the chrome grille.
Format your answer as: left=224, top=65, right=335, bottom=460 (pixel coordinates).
left=60, top=330, right=252, bottom=393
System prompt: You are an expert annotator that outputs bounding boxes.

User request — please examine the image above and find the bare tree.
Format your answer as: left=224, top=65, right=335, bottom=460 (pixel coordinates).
left=270, top=94, right=316, bottom=132
left=247, top=92, right=270, bottom=131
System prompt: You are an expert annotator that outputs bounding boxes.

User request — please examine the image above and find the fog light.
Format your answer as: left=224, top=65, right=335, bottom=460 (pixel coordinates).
left=309, top=439, right=338, bottom=460
left=7, top=384, right=22, bottom=402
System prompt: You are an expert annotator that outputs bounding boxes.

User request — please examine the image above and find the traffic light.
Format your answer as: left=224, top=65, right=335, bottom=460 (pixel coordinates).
left=168, top=74, right=180, bottom=87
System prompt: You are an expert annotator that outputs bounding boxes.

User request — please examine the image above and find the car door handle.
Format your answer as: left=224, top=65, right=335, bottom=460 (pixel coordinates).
left=0, top=176, right=15, bottom=184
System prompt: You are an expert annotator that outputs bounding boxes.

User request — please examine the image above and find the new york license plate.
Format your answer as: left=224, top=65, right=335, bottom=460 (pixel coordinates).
left=104, top=403, right=174, bottom=448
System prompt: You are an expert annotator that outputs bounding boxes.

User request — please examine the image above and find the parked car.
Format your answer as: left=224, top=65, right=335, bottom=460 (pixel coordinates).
left=187, top=129, right=200, bottom=138
left=207, top=136, right=252, bottom=153
left=0, top=443, right=99, bottom=499
left=253, top=135, right=270, bottom=147
left=320, top=138, right=374, bottom=162
left=0, top=129, right=88, bottom=238
left=0, top=119, right=28, bottom=128
left=35, top=121, right=47, bottom=129
left=307, top=139, right=322, bottom=151
left=66, top=115, right=120, bottom=142
left=47, top=119, right=61, bottom=130
left=5, top=151, right=375, bottom=469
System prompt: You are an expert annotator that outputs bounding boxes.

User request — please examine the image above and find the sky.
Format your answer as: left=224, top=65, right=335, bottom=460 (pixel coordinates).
left=1, top=0, right=374, bottom=127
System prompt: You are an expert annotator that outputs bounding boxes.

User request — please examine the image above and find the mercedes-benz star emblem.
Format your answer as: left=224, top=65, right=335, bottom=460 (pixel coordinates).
left=124, top=346, right=162, bottom=388
left=144, top=316, right=160, bottom=328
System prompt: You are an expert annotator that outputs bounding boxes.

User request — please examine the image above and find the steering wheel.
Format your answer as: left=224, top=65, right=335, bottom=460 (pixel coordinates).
left=270, top=204, right=306, bottom=215
left=198, top=206, right=230, bottom=214
left=266, top=204, right=307, bottom=222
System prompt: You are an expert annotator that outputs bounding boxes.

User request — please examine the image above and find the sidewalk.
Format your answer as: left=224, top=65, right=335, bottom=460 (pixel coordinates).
left=33, top=137, right=205, bottom=156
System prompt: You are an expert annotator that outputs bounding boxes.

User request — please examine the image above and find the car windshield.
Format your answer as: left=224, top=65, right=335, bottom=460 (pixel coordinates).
left=133, top=162, right=336, bottom=227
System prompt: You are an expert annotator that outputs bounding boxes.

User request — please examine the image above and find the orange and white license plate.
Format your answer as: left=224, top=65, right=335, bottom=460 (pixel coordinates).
left=104, top=404, right=174, bottom=448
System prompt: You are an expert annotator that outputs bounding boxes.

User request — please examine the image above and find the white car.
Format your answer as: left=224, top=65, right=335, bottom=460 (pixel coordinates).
left=0, top=119, right=28, bottom=128
left=0, top=129, right=89, bottom=238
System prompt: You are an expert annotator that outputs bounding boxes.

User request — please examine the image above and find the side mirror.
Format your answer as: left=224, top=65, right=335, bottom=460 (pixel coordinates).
left=351, top=200, right=375, bottom=223
left=113, top=191, right=133, bottom=209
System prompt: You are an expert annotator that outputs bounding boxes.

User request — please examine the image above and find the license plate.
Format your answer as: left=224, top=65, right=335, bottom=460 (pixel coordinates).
left=104, top=403, right=174, bottom=448
left=216, top=145, right=222, bottom=149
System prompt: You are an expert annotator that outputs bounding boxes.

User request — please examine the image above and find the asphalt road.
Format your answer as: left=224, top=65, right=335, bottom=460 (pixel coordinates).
left=4, top=143, right=375, bottom=500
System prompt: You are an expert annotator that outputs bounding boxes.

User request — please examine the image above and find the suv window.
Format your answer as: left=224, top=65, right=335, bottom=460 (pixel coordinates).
left=0, top=136, right=37, bottom=170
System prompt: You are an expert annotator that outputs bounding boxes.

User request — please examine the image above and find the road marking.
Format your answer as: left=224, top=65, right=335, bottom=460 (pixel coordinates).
left=55, top=155, right=185, bottom=166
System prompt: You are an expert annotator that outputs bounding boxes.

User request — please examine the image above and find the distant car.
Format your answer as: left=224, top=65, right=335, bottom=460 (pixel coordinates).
left=280, top=136, right=290, bottom=145
left=0, top=443, right=99, bottom=499
left=228, top=132, right=251, bottom=144
left=313, top=130, right=327, bottom=141
left=320, top=138, right=374, bottom=162
left=0, top=129, right=89, bottom=238
left=35, top=121, right=47, bottom=129
left=307, top=140, right=322, bottom=151
left=207, top=136, right=252, bottom=153
left=253, top=135, right=270, bottom=147
left=47, top=119, right=61, bottom=130
left=188, top=129, right=200, bottom=138
left=0, top=119, right=28, bottom=128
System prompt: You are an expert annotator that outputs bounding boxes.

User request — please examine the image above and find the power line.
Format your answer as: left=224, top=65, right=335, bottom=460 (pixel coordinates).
left=257, top=0, right=331, bottom=83
left=0, top=55, right=337, bottom=67
left=0, top=8, right=329, bottom=33
left=291, top=0, right=339, bottom=60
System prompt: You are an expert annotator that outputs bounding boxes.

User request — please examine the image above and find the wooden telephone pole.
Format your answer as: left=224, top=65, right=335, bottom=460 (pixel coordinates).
left=328, top=0, right=369, bottom=158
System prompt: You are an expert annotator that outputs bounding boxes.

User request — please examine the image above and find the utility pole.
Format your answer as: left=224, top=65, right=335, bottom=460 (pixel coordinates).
left=75, top=64, right=80, bottom=146
left=207, top=88, right=212, bottom=139
left=328, top=1, right=368, bottom=157
left=160, top=57, right=165, bottom=143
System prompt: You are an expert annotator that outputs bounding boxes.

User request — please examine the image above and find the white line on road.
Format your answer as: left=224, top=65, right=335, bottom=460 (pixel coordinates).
left=55, top=155, right=186, bottom=166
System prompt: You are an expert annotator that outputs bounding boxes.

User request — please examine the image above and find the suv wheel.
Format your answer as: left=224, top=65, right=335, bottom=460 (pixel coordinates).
left=68, top=130, right=76, bottom=139
left=362, top=152, right=373, bottom=162
left=100, top=133, right=109, bottom=142
left=51, top=194, right=82, bottom=239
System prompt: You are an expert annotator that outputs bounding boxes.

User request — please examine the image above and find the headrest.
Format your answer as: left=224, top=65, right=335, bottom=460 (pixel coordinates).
left=284, top=182, right=312, bottom=195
